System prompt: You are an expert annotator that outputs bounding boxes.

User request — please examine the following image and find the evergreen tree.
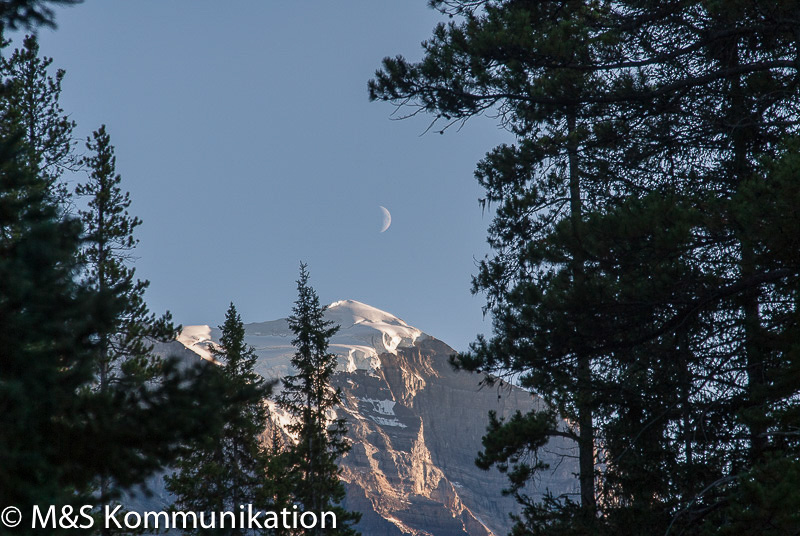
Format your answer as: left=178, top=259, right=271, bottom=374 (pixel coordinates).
left=75, top=126, right=250, bottom=535
left=0, top=7, right=86, bottom=513
left=370, top=1, right=625, bottom=529
left=0, top=110, right=221, bottom=536
left=580, top=5, right=800, bottom=533
left=0, top=6, right=226, bottom=531
left=166, top=303, right=275, bottom=536
left=76, top=124, right=174, bottom=398
left=74, top=124, right=178, bottom=518
left=0, top=126, right=116, bottom=533
left=277, top=264, right=360, bottom=536
left=0, top=33, right=76, bottom=203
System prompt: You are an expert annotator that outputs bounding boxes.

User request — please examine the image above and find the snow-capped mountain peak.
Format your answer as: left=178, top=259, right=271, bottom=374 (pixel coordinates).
left=176, top=299, right=429, bottom=377
left=326, top=299, right=427, bottom=358
left=327, top=299, right=411, bottom=328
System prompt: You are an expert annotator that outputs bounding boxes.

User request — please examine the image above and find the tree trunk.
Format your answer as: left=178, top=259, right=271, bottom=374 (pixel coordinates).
left=567, top=113, right=596, bottom=512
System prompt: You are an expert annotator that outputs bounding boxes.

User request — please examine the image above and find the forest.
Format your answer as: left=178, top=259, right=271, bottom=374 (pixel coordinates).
left=2, top=1, right=800, bottom=535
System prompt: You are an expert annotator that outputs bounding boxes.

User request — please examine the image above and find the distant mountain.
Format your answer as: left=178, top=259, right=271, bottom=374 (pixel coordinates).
left=176, top=300, right=578, bottom=536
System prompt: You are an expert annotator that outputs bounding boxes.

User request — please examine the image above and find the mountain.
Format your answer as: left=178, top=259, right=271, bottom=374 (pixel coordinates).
left=176, top=300, right=578, bottom=536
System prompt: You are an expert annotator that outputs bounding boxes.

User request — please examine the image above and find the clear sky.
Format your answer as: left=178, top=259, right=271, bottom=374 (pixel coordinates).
left=25, top=1, right=512, bottom=352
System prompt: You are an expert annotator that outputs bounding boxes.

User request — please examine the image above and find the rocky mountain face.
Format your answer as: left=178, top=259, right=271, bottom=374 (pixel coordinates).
left=176, top=300, right=578, bottom=536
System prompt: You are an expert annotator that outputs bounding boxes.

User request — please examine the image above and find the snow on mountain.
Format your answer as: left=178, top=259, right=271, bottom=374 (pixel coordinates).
left=175, top=324, right=214, bottom=360
left=177, top=299, right=429, bottom=377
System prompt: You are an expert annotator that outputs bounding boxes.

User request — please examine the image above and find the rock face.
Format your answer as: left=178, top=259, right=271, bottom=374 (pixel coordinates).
left=178, top=300, right=578, bottom=536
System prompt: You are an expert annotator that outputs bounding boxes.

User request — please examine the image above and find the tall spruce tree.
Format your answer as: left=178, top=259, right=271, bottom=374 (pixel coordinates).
left=166, top=303, right=274, bottom=536
left=74, top=124, right=237, bottom=536
left=277, top=264, right=360, bottom=536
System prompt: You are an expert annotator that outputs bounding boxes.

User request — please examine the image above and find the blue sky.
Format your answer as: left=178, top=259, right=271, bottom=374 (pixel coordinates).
left=26, top=1, right=512, bottom=351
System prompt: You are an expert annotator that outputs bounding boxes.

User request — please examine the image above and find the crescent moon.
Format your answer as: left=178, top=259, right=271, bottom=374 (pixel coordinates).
left=379, top=206, right=392, bottom=233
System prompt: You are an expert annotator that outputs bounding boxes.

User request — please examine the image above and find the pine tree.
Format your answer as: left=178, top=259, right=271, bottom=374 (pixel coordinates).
left=76, top=125, right=174, bottom=394
left=277, top=263, right=360, bottom=536
left=370, top=1, right=800, bottom=534
left=0, top=33, right=76, bottom=202
left=580, top=4, right=800, bottom=532
left=166, top=303, right=275, bottom=536
left=75, top=125, right=177, bottom=509
left=0, top=10, right=88, bottom=517
left=370, top=1, right=625, bottom=529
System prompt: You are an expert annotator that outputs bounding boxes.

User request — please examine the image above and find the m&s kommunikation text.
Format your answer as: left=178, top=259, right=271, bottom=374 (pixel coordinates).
left=8, top=504, right=337, bottom=530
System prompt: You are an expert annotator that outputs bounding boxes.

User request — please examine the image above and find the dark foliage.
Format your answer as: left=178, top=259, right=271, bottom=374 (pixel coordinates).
left=372, top=1, right=800, bottom=534
left=0, top=0, right=81, bottom=31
